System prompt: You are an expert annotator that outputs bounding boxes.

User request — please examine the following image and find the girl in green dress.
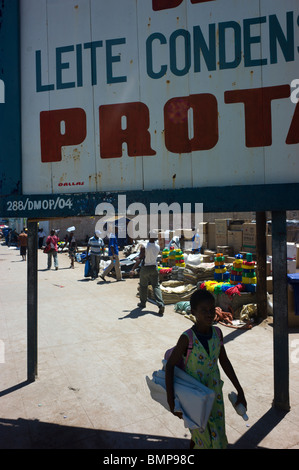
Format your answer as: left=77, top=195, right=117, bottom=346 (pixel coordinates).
left=165, top=289, right=247, bottom=449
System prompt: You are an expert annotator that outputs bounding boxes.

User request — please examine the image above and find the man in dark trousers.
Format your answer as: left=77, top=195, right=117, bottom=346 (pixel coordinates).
left=130, top=231, right=165, bottom=315
left=87, top=230, right=104, bottom=280
left=18, top=228, right=28, bottom=261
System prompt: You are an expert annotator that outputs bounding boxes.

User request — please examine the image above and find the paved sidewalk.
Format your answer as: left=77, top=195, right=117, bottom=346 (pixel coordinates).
left=0, top=243, right=299, bottom=449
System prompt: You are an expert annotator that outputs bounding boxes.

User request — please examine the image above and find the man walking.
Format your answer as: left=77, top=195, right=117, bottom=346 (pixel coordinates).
left=87, top=230, right=104, bottom=280
left=18, top=228, right=28, bottom=261
left=45, top=229, right=59, bottom=270
left=130, top=231, right=165, bottom=315
left=100, top=226, right=122, bottom=281
left=38, top=227, right=46, bottom=249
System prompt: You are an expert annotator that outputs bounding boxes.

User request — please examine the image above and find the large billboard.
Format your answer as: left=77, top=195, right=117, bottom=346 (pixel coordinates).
left=0, top=0, right=299, bottom=217
left=21, top=0, right=299, bottom=192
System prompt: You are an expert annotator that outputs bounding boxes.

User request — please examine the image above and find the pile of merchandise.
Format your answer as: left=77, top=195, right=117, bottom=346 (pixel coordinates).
left=199, top=280, right=244, bottom=296
left=138, top=239, right=257, bottom=307
left=241, top=253, right=257, bottom=292
left=230, top=254, right=243, bottom=285
left=148, top=280, right=197, bottom=305
left=183, top=263, right=215, bottom=284
left=199, top=252, right=257, bottom=294
left=161, top=248, right=170, bottom=267
left=214, top=253, right=230, bottom=282
left=161, top=247, right=185, bottom=268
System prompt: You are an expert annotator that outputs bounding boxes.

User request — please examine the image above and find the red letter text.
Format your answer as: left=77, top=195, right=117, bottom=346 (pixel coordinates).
left=164, top=94, right=218, bottom=153
left=40, top=108, right=86, bottom=163
left=225, top=85, right=290, bottom=147
left=99, top=102, right=156, bottom=158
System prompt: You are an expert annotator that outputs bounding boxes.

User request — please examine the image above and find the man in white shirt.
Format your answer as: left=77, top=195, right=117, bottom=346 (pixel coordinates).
left=87, top=230, right=104, bottom=280
left=130, top=231, right=165, bottom=315
left=38, top=227, right=46, bottom=249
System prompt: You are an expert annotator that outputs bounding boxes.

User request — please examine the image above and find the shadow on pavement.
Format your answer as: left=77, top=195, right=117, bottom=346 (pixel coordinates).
left=0, top=416, right=189, bottom=449
left=230, top=406, right=289, bottom=449
left=119, top=307, right=163, bottom=320
left=0, top=380, right=32, bottom=398
left=0, top=381, right=288, bottom=450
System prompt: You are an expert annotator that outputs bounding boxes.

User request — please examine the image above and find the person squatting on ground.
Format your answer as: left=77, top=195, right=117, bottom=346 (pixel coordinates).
left=45, top=229, right=59, bottom=270
left=100, top=226, right=122, bottom=282
left=87, top=230, right=104, bottom=280
left=130, top=231, right=165, bottom=315
left=165, top=289, right=247, bottom=449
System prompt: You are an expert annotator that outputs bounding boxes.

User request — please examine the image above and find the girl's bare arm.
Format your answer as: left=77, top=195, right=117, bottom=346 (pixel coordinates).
left=219, top=344, right=247, bottom=408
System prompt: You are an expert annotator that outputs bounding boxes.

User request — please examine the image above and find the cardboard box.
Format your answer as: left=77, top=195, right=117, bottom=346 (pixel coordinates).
left=266, top=260, right=272, bottom=276
left=287, top=259, right=296, bottom=274
left=242, top=245, right=256, bottom=254
left=215, top=219, right=233, bottom=247
left=287, top=225, right=299, bottom=242
left=215, top=232, right=227, bottom=246
left=198, top=222, right=208, bottom=234
left=287, top=242, right=297, bottom=259
left=227, top=230, right=243, bottom=253
left=288, top=285, right=299, bottom=327
left=158, top=231, right=165, bottom=249
left=201, top=233, right=208, bottom=250
left=215, top=218, right=231, bottom=235
left=216, top=245, right=233, bottom=256
left=243, top=223, right=256, bottom=246
left=201, top=254, right=213, bottom=262
left=229, top=220, right=244, bottom=231
left=204, top=249, right=216, bottom=262
left=288, top=210, right=299, bottom=219
left=208, top=223, right=215, bottom=250
left=267, top=276, right=273, bottom=294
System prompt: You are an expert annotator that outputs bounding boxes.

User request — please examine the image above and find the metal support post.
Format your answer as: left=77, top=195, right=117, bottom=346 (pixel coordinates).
left=271, top=211, right=290, bottom=411
left=256, top=211, right=267, bottom=319
left=27, top=220, right=38, bottom=382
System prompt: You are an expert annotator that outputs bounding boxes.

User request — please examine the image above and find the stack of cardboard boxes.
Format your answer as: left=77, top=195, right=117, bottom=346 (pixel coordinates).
left=201, top=219, right=257, bottom=256
left=213, top=218, right=254, bottom=256
left=160, top=222, right=297, bottom=273
left=228, top=222, right=244, bottom=254
left=215, top=219, right=231, bottom=248
left=242, top=223, right=256, bottom=254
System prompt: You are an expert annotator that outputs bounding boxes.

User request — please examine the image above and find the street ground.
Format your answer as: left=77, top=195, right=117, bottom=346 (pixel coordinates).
left=0, top=243, right=299, bottom=450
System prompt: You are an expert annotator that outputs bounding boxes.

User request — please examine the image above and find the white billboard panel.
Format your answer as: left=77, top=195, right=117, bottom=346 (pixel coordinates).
left=20, top=0, right=299, bottom=195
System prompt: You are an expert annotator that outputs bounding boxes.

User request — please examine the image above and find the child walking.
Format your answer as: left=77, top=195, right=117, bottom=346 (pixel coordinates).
left=165, top=289, right=247, bottom=449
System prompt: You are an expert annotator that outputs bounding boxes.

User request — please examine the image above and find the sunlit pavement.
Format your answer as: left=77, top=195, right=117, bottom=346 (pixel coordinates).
left=0, top=243, right=299, bottom=449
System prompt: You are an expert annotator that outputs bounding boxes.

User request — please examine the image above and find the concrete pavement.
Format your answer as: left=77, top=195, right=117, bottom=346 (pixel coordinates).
left=0, top=242, right=299, bottom=449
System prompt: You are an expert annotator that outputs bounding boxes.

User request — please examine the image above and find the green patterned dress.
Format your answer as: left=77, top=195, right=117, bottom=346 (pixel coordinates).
left=183, top=326, right=228, bottom=449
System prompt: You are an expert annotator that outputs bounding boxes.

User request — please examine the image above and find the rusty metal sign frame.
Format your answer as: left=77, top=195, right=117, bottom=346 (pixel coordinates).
left=1, top=0, right=299, bottom=218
